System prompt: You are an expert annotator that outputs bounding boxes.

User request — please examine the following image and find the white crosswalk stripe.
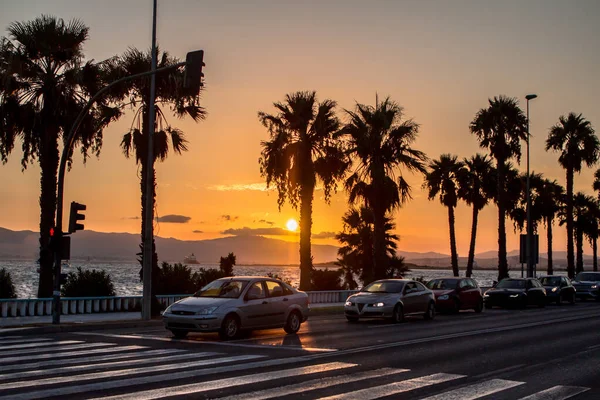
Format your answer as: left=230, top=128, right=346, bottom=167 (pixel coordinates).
left=0, top=342, right=115, bottom=359
left=419, top=379, right=524, bottom=400
left=0, top=337, right=52, bottom=345
left=0, top=339, right=82, bottom=350
left=518, top=385, right=591, bottom=400
left=0, top=344, right=143, bottom=366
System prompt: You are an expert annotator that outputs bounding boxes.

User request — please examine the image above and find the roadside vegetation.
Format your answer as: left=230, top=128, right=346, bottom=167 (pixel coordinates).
left=0, top=268, right=17, bottom=299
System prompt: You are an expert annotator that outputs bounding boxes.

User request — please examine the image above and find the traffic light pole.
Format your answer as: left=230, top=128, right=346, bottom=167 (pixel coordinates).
left=52, top=62, right=184, bottom=324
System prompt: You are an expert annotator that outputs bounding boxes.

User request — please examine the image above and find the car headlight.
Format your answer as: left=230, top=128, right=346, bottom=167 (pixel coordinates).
left=510, top=294, right=520, bottom=298
left=483, top=294, right=489, bottom=298
left=345, top=300, right=353, bottom=306
left=552, top=287, right=558, bottom=292
left=592, top=285, right=598, bottom=289
left=372, top=302, right=384, bottom=307
left=196, top=306, right=218, bottom=315
left=438, top=295, right=449, bottom=300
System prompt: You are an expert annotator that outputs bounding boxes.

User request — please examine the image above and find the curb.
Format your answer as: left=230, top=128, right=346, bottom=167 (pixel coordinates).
left=0, top=319, right=163, bottom=336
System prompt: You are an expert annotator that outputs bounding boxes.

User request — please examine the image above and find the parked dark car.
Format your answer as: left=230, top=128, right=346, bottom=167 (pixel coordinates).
left=483, top=278, right=546, bottom=309
left=344, top=279, right=436, bottom=323
left=426, top=277, right=484, bottom=313
left=572, top=272, right=600, bottom=301
left=539, top=275, right=575, bottom=305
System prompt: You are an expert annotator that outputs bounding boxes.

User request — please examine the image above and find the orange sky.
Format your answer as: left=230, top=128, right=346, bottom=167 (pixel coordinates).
left=1, top=0, right=600, bottom=256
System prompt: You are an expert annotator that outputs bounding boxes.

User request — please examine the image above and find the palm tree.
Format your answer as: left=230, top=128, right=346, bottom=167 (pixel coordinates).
left=108, top=47, right=205, bottom=313
left=336, top=206, right=408, bottom=285
left=258, top=91, right=348, bottom=290
left=457, top=154, right=495, bottom=277
left=470, top=96, right=528, bottom=281
left=538, top=179, right=565, bottom=275
left=571, top=193, right=596, bottom=274
left=423, top=154, right=465, bottom=277
left=583, top=199, right=600, bottom=272
left=340, top=96, right=427, bottom=281
left=508, top=172, right=544, bottom=235
left=546, top=113, right=599, bottom=278
left=0, top=16, right=120, bottom=297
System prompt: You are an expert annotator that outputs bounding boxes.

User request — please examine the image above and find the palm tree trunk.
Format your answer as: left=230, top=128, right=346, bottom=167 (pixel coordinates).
left=37, top=126, right=59, bottom=298
left=576, top=226, right=584, bottom=274
left=448, top=205, right=459, bottom=276
left=299, top=182, right=315, bottom=291
left=466, top=206, right=479, bottom=278
left=546, top=216, right=553, bottom=275
left=593, top=237, right=597, bottom=272
left=372, top=166, right=387, bottom=282
left=566, top=167, right=575, bottom=278
left=497, top=160, right=509, bottom=281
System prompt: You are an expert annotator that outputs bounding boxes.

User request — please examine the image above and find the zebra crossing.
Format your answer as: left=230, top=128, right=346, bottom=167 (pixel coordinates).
left=0, top=335, right=592, bottom=400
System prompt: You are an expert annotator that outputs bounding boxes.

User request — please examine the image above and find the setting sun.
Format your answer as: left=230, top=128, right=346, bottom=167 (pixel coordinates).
left=286, top=218, right=298, bottom=232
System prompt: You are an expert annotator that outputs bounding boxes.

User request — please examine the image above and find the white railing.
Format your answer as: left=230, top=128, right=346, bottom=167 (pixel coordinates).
left=0, top=290, right=359, bottom=318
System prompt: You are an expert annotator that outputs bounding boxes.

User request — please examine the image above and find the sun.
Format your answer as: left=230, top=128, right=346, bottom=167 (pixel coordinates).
left=286, top=218, right=298, bottom=232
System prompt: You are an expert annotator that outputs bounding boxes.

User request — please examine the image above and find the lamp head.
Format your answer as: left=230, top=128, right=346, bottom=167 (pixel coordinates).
left=525, top=94, right=538, bottom=100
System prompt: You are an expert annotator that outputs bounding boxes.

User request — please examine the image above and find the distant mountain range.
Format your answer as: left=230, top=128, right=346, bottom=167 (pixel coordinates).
left=0, top=227, right=591, bottom=269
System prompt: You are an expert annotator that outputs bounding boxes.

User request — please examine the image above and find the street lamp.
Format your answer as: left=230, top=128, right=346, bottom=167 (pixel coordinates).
left=525, top=93, right=538, bottom=278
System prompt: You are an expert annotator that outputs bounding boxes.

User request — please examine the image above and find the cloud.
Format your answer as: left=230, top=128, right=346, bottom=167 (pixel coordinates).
left=221, top=215, right=239, bottom=222
left=258, top=219, right=275, bottom=226
left=156, top=214, right=192, bottom=223
left=192, top=230, right=204, bottom=233
left=222, top=227, right=297, bottom=236
left=312, top=231, right=336, bottom=239
left=121, top=216, right=140, bottom=220
left=208, top=183, right=272, bottom=192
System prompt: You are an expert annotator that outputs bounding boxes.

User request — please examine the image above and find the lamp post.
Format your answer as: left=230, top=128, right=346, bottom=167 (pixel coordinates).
left=525, top=94, right=538, bottom=278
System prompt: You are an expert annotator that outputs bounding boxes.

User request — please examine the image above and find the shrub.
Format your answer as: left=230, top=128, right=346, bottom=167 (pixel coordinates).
left=155, top=262, right=197, bottom=295
left=61, top=267, right=116, bottom=297
left=0, top=268, right=17, bottom=299
left=193, top=268, right=227, bottom=289
left=311, top=268, right=344, bottom=291
left=219, top=253, right=236, bottom=276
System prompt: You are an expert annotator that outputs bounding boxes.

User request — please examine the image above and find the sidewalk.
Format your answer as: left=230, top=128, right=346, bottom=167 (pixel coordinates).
left=0, top=303, right=344, bottom=335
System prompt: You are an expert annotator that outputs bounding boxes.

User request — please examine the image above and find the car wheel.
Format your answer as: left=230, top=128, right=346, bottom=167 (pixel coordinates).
left=346, top=316, right=359, bottom=323
left=219, top=314, right=240, bottom=340
left=474, top=299, right=484, bottom=313
left=284, top=311, right=302, bottom=334
left=391, top=305, right=404, bottom=323
left=569, top=293, right=576, bottom=305
left=424, top=302, right=435, bottom=320
left=170, top=329, right=188, bottom=339
left=538, top=299, right=545, bottom=308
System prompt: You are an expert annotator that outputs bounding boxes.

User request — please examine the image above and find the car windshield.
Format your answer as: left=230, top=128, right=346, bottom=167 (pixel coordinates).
left=362, top=281, right=405, bottom=293
left=575, top=272, right=600, bottom=282
left=426, top=279, right=459, bottom=290
left=194, top=280, right=248, bottom=298
left=495, top=279, right=526, bottom=289
left=539, top=277, right=561, bottom=286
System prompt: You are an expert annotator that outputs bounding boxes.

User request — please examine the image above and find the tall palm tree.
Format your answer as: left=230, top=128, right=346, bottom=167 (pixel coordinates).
left=336, top=206, right=408, bottom=285
left=546, top=113, right=599, bottom=278
left=583, top=199, right=600, bottom=272
left=0, top=16, right=120, bottom=297
left=538, top=179, right=565, bottom=275
left=571, top=193, right=596, bottom=274
left=508, top=172, right=544, bottom=234
left=423, top=154, right=465, bottom=277
left=457, top=154, right=495, bottom=277
left=258, top=91, right=348, bottom=290
left=470, top=96, right=528, bottom=281
left=107, top=47, right=205, bottom=313
left=340, top=96, right=427, bottom=281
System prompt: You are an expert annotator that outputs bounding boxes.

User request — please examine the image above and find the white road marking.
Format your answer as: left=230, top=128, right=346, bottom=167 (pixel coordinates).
left=1, top=348, right=177, bottom=372
left=518, top=385, right=591, bottom=400
left=0, top=351, right=220, bottom=381
left=0, top=338, right=52, bottom=345
left=0, top=344, right=141, bottom=367
left=419, top=379, right=524, bottom=399
left=0, top=340, right=81, bottom=350
left=318, top=373, right=466, bottom=400
left=89, top=362, right=357, bottom=400
left=0, top=354, right=263, bottom=391
left=0, top=342, right=114, bottom=358
left=216, top=367, right=409, bottom=400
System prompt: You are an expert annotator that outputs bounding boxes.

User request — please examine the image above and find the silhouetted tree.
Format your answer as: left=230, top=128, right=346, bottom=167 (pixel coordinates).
left=457, top=154, right=495, bottom=277
left=538, top=179, right=565, bottom=275
left=219, top=252, right=236, bottom=276
left=470, top=96, right=527, bottom=281
left=0, top=16, right=120, bottom=297
left=258, top=91, right=348, bottom=290
left=546, top=113, right=599, bottom=278
left=583, top=199, right=600, bottom=272
left=424, top=154, right=465, bottom=276
left=339, top=96, right=427, bottom=281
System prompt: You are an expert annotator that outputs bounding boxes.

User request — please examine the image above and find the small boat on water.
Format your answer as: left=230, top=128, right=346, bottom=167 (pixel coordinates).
left=183, top=253, right=200, bottom=264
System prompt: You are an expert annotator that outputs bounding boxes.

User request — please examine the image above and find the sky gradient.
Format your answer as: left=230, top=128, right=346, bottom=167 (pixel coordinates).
left=1, top=0, right=600, bottom=259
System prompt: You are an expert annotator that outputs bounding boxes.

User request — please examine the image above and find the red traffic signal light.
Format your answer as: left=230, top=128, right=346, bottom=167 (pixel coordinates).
left=184, top=50, right=205, bottom=95
left=68, top=201, right=86, bottom=233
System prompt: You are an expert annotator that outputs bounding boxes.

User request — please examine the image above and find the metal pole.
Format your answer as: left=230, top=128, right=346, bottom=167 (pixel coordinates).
left=526, top=98, right=532, bottom=278
left=142, top=0, right=158, bottom=320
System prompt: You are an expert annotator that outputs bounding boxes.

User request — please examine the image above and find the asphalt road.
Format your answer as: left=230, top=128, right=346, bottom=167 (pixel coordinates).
left=1, top=301, right=599, bottom=399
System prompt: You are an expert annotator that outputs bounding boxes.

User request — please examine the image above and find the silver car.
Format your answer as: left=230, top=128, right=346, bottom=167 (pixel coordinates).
left=162, top=276, right=309, bottom=340
left=572, top=272, right=600, bottom=301
left=344, top=279, right=436, bottom=323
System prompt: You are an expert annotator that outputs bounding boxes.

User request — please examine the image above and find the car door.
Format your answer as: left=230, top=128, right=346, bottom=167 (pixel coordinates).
left=265, top=280, right=288, bottom=326
left=238, top=280, right=271, bottom=328
left=469, top=279, right=483, bottom=306
left=457, top=279, right=471, bottom=309
left=415, top=282, right=431, bottom=313
left=526, top=279, right=544, bottom=305
left=402, top=282, right=420, bottom=314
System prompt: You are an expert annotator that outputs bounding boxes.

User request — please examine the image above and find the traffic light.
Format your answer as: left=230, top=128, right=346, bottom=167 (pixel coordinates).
left=184, top=50, right=205, bottom=95
left=68, top=201, right=86, bottom=233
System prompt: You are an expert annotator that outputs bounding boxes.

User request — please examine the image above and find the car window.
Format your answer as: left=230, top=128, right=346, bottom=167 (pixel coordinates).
left=540, top=277, right=561, bottom=286
left=415, top=282, right=427, bottom=291
left=496, top=279, right=526, bottom=289
left=469, top=279, right=479, bottom=288
left=265, top=281, right=285, bottom=297
left=459, top=280, right=469, bottom=289
left=404, top=282, right=417, bottom=293
left=194, top=280, right=247, bottom=298
left=246, top=281, right=266, bottom=300
left=363, top=281, right=405, bottom=293
left=426, top=279, right=459, bottom=290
